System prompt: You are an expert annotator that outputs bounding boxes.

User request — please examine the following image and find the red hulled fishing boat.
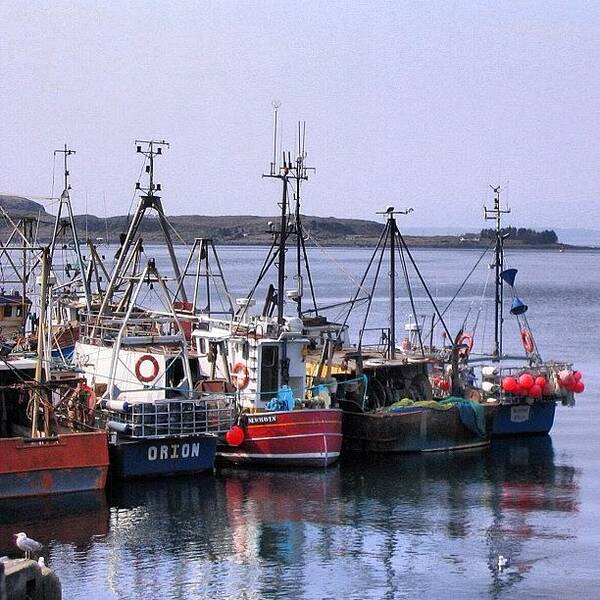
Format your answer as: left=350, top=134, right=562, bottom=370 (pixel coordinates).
left=189, top=110, right=343, bottom=467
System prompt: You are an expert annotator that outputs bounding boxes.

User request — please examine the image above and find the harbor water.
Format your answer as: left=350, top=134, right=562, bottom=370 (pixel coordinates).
left=1, top=246, right=598, bottom=599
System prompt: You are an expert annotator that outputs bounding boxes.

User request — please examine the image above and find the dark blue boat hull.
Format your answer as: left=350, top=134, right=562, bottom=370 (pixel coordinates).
left=492, top=402, right=556, bottom=436
left=109, top=434, right=218, bottom=479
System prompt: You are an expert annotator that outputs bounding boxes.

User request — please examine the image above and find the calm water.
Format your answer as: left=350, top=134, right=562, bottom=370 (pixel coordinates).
left=2, top=245, right=599, bottom=599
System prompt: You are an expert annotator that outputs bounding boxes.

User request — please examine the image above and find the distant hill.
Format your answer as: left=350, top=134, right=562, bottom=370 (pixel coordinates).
left=0, top=195, right=48, bottom=217
left=0, top=194, right=574, bottom=249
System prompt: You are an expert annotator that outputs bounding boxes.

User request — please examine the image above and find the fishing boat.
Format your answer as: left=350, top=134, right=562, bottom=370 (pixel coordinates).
left=186, top=113, right=342, bottom=467
left=193, top=309, right=342, bottom=466
left=0, top=247, right=109, bottom=499
left=73, top=141, right=234, bottom=478
left=75, top=262, right=234, bottom=478
left=305, top=206, right=490, bottom=453
left=448, top=187, right=582, bottom=435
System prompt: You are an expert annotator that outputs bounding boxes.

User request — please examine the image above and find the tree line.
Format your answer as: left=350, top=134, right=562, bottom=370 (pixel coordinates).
left=480, top=227, right=558, bottom=244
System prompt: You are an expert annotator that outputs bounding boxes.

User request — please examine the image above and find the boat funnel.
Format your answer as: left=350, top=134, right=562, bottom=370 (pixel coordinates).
left=510, top=297, right=528, bottom=315
left=500, top=268, right=518, bottom=287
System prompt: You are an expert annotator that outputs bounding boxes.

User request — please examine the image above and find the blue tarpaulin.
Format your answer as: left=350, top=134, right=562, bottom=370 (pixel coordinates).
left=265, top=385, right=295, bottom=411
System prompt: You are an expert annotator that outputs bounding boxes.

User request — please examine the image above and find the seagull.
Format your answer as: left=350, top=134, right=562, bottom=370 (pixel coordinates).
left=498, top=555, right=508, bottom=570
left=38, top=557, right=46, bottom=568
left=14, top=532, right=43, bottom=559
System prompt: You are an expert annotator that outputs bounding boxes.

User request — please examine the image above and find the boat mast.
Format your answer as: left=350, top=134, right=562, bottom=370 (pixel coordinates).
left=96, top=140, right=186, bottom=322
left=49, top=145, right=92, bottom=313
left=31, top=246, right=50, bottom=437
left=263, top=105, right=318, bottom=324
left=19, top=217, right=35, bottom=328
left=295, top=122, right=304, bottom=317
left=277, top=156, right=289, bottom=325
left=377, top=207, right=413, bottom=360
left=263, top=103, right=291, bottom=325
left=484, top=185, right=510, bottom=358
left=291, top=121, right=318, bottom=318
left=389, top=209, right=396, bottom=359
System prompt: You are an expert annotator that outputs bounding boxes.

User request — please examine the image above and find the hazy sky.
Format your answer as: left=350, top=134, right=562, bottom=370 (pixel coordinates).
left=1, top=1, right=599, bottom=230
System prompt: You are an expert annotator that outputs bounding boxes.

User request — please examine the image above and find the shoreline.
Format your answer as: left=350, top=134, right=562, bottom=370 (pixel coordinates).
left=73, top=239, right=600, bottom=251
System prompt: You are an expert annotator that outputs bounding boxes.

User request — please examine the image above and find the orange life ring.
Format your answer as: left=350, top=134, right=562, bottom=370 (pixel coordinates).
left=232, top=362, right=250, bottom=390
left=457, top=332, right=474, bottom=357
left=135, top=354, right=160, bottom=383
left=521, top=330, right=534, bottom=354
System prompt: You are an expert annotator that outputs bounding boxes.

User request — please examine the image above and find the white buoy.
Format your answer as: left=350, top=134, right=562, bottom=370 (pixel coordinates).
left=482, top=381, right=498, bottom=393
left=482, top=366, right=498, bottom=377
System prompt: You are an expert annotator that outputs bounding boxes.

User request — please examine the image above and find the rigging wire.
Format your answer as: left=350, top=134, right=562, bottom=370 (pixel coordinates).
left=396, top=232, right=425, bottom=356
left=358, top=224, right=388, bottom=350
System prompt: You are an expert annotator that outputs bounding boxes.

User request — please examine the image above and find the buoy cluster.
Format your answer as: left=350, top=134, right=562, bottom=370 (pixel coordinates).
left=501, top=373, right=551, bottom=398
left=557, top=369, right=585, bottom=394
left=501, top=369, right=585, bottom=398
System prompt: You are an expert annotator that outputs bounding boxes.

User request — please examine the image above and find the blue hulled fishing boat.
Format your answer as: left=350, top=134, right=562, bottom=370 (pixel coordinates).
left=449, top=186, right=583, bottom=435
left=74, top=141, right=234, bottom=478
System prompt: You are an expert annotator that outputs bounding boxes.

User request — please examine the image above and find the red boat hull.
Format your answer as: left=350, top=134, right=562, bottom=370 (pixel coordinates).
left=0, top=432, right=109, bottom=499
left=218, top=409, right=342, bottom=467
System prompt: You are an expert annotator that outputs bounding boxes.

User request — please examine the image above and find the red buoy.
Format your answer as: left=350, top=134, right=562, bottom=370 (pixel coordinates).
left=574, top=381, right=585, bottom=394
left=519, top=373, right=534, bottom=390
left=534, top=376, right=547, bottom=388
left=561, top=374, right=576, bottom=390
left=225, top=425, right=245, bottom=447
left=528, top=384, right=542, bottom=398
left=502, top=377, right=518, bottom=393
left=573, top=371, right=583, bottom=382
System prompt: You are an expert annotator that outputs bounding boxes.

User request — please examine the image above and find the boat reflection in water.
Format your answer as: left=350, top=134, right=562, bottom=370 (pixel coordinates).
left=485, top=435, right=580, bottom=597
left=217, top=437, right=579, bottom=599
left=7, top=436, right=579, bottom=599
left=0, top=489, right=109, bottom=557
left=221, top=467, right=343, bottom=560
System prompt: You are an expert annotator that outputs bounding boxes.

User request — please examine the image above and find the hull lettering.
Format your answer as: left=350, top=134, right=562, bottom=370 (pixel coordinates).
left=511, top=405, right=531, bottom=423
left=147, top=442, right=202, bottom=461
left=248, top=415, right=277, bottom=425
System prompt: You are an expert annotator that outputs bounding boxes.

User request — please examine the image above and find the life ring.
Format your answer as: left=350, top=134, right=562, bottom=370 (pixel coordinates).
left=521, top=329, right=534, bottom=354
left=232, top=362, right=250, bottom=390
left=457, top=332, right=474, bottom=357
left=135, top=354, right=160, bottom=383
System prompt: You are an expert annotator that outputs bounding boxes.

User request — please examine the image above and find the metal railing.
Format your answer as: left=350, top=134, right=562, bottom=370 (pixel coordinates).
left=102, top=395, right=235, bottom=438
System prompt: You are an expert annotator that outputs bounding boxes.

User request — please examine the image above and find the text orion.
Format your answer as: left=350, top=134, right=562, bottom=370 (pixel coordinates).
left=147, top=442, right=201, bottom=461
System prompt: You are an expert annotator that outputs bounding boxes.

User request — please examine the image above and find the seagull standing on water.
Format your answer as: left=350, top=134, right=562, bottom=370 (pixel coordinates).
left=14, top=532, right=43, bottom=559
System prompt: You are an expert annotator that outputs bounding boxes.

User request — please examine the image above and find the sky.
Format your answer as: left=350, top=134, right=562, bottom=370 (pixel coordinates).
left=1, top=1, right=599, bottom=231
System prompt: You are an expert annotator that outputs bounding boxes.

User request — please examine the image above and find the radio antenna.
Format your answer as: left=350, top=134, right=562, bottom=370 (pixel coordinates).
left=270, top=100, right=281, bottom=176
left=484, top=185, right=511, bottom=358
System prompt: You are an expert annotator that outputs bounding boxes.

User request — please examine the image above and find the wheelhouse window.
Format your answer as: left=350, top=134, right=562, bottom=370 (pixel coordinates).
left=259, top=345, right=279, bottom=400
